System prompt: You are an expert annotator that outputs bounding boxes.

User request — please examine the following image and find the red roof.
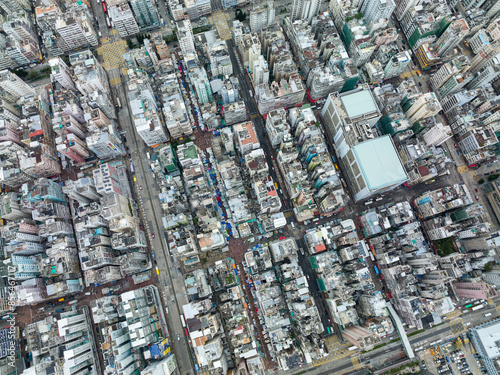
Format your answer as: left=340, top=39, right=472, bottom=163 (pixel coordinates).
left=315, top=244, right=326, bottom=253
left=417, top=166, right=430, bottom=177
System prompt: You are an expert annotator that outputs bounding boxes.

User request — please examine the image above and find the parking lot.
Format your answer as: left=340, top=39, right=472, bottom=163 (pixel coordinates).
left=419, top=335, right=488, bottom=375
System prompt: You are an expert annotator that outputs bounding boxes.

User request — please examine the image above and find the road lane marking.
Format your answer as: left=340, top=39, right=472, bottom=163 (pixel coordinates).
left=450, top=318, right=466, bottom=336
left=352, top=356, right=360, bottom=369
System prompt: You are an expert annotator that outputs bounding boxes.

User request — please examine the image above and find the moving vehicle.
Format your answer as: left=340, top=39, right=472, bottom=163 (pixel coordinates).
left=102, top=1, right=107, bottom=12
left=116, top=97, right=121, bottom=108
left=106, top=16, right=111, bottom=28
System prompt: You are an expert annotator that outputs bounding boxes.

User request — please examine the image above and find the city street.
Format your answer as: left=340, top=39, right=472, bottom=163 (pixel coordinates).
left=280, top=299, right=500, bottom=375
left=113, top=79, right=195, bottom=375
left=87, top=4, right=196, bottom=375
left=19, top=2, right=497, bottom=375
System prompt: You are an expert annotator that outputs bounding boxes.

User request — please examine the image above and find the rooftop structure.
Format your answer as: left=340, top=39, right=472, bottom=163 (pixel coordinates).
left=470, top=318, right=500, bottom=375
left=413, top=184, right=474, bottom=219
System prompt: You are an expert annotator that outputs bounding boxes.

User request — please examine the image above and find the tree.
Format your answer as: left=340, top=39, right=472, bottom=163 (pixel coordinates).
left=40, top=66, right=51, bottom=74
left=62, top=55, right=70, bottom=65
left=163, top=34, right=178, bottom=43
left=235, top=9, right=246, bottom=22
left=126, top=38, right=134, bottom=49
left=27, top=71, right=40, bottom=81
left=478, top=178, right=485, bottom=184
left=355, top=12, right=363, bottom=19
left=485, top=261, right=494, bottom=272
left=137, top=34, right=146, bottom=45
left=488, top=174, right=500, bottom=181
left=12, top=69, right=28, bottom=78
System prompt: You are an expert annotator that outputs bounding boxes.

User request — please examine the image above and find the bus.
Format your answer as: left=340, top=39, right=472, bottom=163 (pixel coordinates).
left=374, top=266, right=380, bottom=274
left=348, top=346, right=357, bottom=351
left=180, top=314, right=186, bottom=328
left=106, top=16, right=111, bottom=28
left=369, top=252, right=375, bottom=262
left=116, top=97, right=121, bottom=108
left=472, top=305, right=484, bottom=311
left=102, top=1, right=107, bottom=12
left=464, top=304, right=473, bottom=309
left=130, top=162, right=134, bottom=173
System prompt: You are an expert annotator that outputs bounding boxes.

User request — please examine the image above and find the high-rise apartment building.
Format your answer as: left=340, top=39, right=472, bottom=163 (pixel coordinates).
left=383, top=51, right=411, bottom=78
left=55, top=15, right=98, bottom=52
left=70, top=49, right=110, bottom=95
left=192, top=67, right=212, bottom=105
left=0, top=0, right=30, bottom=14
left=49, top=57, right=76, bottom=90
left=403, top=92, right=442, bottom=124
left=0, top=70, right=35, bottom=101
left=5, top=37, right=39, bottom=66
left=422, top=123, right=453, bottom=146
left=86, top=126, right=126, bottom=160
left=432, top=19, right=469, bottom=56
left=291, top=0, right=321, bottom=22
left=93, top=163, right=123, bottom=196
left=252, top=56, right=270, bottom=86
left=184, top=0, right=211, bottom=20
left=177, top=19, right=196, bottom=56
left=129, top=86, right=169, bottom=146
left=130, top=0, right=160, bottom=29
left=109, top=3, right=140, bottom=37
left=359, top=0, right=395, bottom=25
left=250, top=1, right=275, bottom=32
left=27, top=309, right=99, bottom=374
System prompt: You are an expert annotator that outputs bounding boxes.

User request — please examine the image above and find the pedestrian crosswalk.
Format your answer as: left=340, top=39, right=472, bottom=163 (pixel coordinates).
left=450, top=318, right=466, bottom=336
left=313, top=336, right=352, bottom=367
left=207, top=11, right=232, bottom=40
left=97, top=39, right=127, bottom=71
left=444, top=310, right=462, bottom=320
left=352, top=356, right=360, bottom=369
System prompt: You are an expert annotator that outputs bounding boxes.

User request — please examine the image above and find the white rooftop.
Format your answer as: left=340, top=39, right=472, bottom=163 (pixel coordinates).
left=352, top=135, right=408, bottom=190
left=475, top=320, right=500, bottom=359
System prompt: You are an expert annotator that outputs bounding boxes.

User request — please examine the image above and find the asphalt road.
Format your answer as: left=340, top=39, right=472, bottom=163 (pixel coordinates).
left=283, top=301, right=500, bottom=375
left=87, top=4, right=195, bottom=373
left=226, top=39, right=259, bottom=115
left=63, top=5, right=495, bottom=375
left=114, top=81, right=195, bottom=375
